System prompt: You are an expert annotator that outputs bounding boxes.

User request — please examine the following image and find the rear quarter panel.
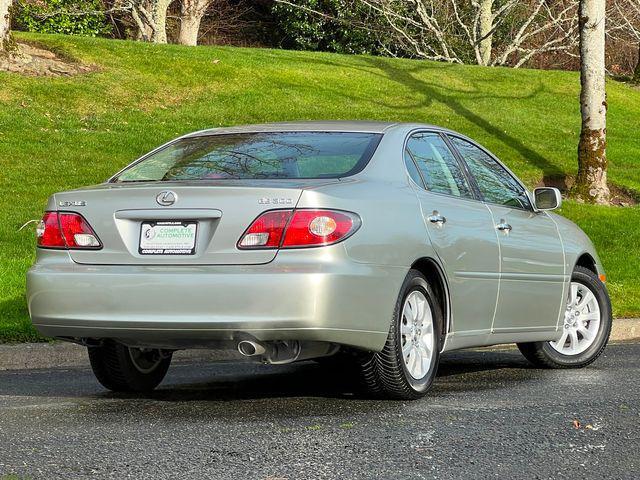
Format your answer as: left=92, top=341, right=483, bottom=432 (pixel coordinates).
left=297, top=178, right=431, bottom=268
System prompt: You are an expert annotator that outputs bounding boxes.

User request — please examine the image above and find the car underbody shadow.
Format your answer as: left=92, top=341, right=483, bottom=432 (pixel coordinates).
left=0, top=348, right=537, bottom=404
left=112, top=348, right=537, bottom=402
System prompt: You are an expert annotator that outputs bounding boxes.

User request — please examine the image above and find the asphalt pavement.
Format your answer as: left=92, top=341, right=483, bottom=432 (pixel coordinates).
left=0, top=344, right=638, bottom=479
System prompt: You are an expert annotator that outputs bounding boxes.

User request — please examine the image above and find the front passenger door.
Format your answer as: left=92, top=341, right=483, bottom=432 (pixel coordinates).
left=449, top=136, right=566, bottom=333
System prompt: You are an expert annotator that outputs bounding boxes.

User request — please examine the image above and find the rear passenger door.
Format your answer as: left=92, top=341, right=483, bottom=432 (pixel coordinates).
left=448, top=136, right=566, bottom=332
left=405, top=132, right=500, bottom=337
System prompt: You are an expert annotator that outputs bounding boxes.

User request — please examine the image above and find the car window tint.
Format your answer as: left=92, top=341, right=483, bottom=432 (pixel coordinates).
left=450, top=137, right=532, bottom=210
left=406, top=133, right=472, bottom=198
left=404, top=149, right=425, bottom=187
left=112, top=132, right=382, bottom=182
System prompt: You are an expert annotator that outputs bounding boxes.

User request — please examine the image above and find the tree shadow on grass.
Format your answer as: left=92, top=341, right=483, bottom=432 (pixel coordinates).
left=291, top=55, right=566, bottom=179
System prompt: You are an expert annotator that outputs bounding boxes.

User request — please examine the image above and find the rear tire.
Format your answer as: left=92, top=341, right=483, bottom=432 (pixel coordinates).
left=359, top=269, right=442, bottom=400
left=517, top=266, right=612, bottom=369
left=88, top=340, right=172, bottom=392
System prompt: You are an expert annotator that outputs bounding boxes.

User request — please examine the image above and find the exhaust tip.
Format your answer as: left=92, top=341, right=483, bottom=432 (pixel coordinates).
left=237, top=340, right=266, bottom=357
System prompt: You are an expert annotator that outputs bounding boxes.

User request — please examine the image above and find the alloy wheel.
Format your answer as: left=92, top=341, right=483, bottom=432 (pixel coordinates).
left=128, top=347, right=165, bottom=374
left=400, top=290, right=435, bottom=380
left=550, top=281, right=601, bottom=356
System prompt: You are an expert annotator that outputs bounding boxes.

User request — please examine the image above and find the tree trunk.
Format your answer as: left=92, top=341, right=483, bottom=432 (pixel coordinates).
left=151, top=0, right=173, bottom=44
left=136, top=24, right=153, bottom=41
left=633, top=42, right=640, bottom=84
left=178, top=0, right=211, bottom=46
left=134, top=0, right=153, bottom=41
left=477, top=0, right=494, bottom=66
left=178, top=14, right=203, bottom=46
left=0, top=0, right=12, bottom=53
left=574, top=0, right=609, bottom=204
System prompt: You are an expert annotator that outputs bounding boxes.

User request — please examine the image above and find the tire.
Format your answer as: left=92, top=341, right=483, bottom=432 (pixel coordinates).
left=88, top=340, right=172, bottom=392
left=517, top=266, right=612, bottom=369
left=359, top=269, right=442, bottom=400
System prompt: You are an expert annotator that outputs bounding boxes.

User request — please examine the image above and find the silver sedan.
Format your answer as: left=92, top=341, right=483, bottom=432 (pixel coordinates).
left=27, top=121, right=612, bottom=399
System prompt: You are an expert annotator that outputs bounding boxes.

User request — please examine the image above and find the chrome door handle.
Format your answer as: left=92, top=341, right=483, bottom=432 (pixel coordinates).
left=427, top=211, right=446, bottom=225
left=496, top=220, right=512, bottom=232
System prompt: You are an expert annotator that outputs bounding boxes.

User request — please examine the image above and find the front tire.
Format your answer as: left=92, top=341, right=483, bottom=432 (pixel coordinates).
left=88, top=340, right=172, bottom=392
left=360, top=270, right=442, bottom=400
left=517, top=266, right=612, bottom=369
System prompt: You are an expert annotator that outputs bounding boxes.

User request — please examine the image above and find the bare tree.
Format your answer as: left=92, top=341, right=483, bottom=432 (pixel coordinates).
left=609, top=0, right=640, bottom=82
left=489, top=1, right=579, bottom=67
left=277, top=0, right=579, bottom=67
left=178, top=0, right=214, bottom=46
left=1, top=0, right=12, bottom=54
left=116, top=0, right=174, bottom=43
left=574, top=0, right=609, bottom=203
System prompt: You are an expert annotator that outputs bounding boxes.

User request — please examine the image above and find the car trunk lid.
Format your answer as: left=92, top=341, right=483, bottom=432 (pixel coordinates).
left=54, top=180, right=324, bottom=265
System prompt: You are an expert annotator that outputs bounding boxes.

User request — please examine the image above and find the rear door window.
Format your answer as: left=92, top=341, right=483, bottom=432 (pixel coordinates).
left=405, top=132, right=473, bottom=199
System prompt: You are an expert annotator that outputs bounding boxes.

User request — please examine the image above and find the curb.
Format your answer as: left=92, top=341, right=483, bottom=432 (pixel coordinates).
left=609, top=318, right=639, bottom=342
left=0, top=319, right=637, bottom=371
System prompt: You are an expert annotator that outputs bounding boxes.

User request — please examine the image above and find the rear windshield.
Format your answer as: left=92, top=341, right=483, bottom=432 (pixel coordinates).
left=112, top=132, right=382, bottom=182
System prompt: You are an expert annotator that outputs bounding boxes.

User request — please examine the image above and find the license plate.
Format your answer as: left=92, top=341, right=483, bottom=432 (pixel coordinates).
left=139, top=221, right=197, bottom=255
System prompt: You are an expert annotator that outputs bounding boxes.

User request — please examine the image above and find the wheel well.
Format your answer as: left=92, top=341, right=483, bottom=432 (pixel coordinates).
left=410, top=258, right=450, bottom=338
left=575, top=253, right=597, bottom=275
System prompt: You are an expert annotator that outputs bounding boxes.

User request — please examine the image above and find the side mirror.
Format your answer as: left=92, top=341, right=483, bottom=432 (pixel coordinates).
left=533, top=187, right=562, bottom=211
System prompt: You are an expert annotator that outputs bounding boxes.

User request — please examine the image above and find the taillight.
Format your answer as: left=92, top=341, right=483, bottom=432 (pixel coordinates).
left=237, top=210, right=293, bottom=249
left=238, top=209, right=360, bottom=249
left=36, top=212, right=102, bottom=249
left=37, top=212, right=66, bottom=248
left=281, top=210, right=359, bottom=247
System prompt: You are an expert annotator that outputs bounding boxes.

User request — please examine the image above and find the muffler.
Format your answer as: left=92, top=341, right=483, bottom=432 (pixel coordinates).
left=237, top=340, right=267, bottom=357
left=236, top=339, right=338, bottom=364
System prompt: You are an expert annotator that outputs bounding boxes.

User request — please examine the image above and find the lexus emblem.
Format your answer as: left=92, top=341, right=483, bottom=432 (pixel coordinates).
left=156, top=190, right=177, bottom=206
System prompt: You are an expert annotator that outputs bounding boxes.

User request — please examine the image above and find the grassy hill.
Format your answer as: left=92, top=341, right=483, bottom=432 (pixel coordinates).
left=1, top=33, right=639, bottom=342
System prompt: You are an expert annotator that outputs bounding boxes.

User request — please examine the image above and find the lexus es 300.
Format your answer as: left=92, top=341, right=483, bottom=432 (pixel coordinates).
left=27, top=122, right=612, bottom=399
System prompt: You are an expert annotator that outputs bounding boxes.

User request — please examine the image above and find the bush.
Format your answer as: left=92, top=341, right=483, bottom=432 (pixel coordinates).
left=15, top=0, right=111, bottom=37
left=271, top=0, right=392, bottom=55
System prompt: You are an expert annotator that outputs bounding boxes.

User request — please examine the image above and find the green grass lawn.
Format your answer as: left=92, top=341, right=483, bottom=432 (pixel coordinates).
left=1, top=33, right=639, bottom=342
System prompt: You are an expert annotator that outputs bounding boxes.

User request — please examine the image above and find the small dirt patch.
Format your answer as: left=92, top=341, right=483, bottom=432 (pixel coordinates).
left=539, top=175, right=638, bottom=207
left=0, top=43, right=94, bottom=77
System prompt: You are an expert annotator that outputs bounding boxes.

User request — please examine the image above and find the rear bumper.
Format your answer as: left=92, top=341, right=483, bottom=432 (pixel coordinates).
left=27, top=248, right=405, bottom=351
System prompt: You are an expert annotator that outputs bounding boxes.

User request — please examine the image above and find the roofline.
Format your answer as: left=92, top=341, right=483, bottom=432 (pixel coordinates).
left=183, top=121, right=404, bottom=137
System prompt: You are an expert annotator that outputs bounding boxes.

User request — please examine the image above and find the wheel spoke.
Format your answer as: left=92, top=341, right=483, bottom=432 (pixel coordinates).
left=409, top=294, right=419, bottom=322
left=404, top=302, right=414, bottom=323
left=423, top=317, right=433, bottom=334
left=415, top=297, right=426, bottom=324
left=581, top=311, right=600, bottom=322
left=577, top=325, right=594, bottom=341
left=408, top=348, right=418, bottom=373
left=419, top=346, right=430, bottom=376
left=576, top=290, right=596, bottom=311
left=569, top=283, right=579, bottom=306
left=419, top=335, right=432, bottom=355
left=415, top=347, right=424, bottom=378
left=402, top=334, right=413, bottom=351
left=555, top=330, right=569, bottom=349
left=401, top=320, right=412, bottom=336
left=569, top=330, right=580, bottom=352
left=421, top=343, right=432, bottom=362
